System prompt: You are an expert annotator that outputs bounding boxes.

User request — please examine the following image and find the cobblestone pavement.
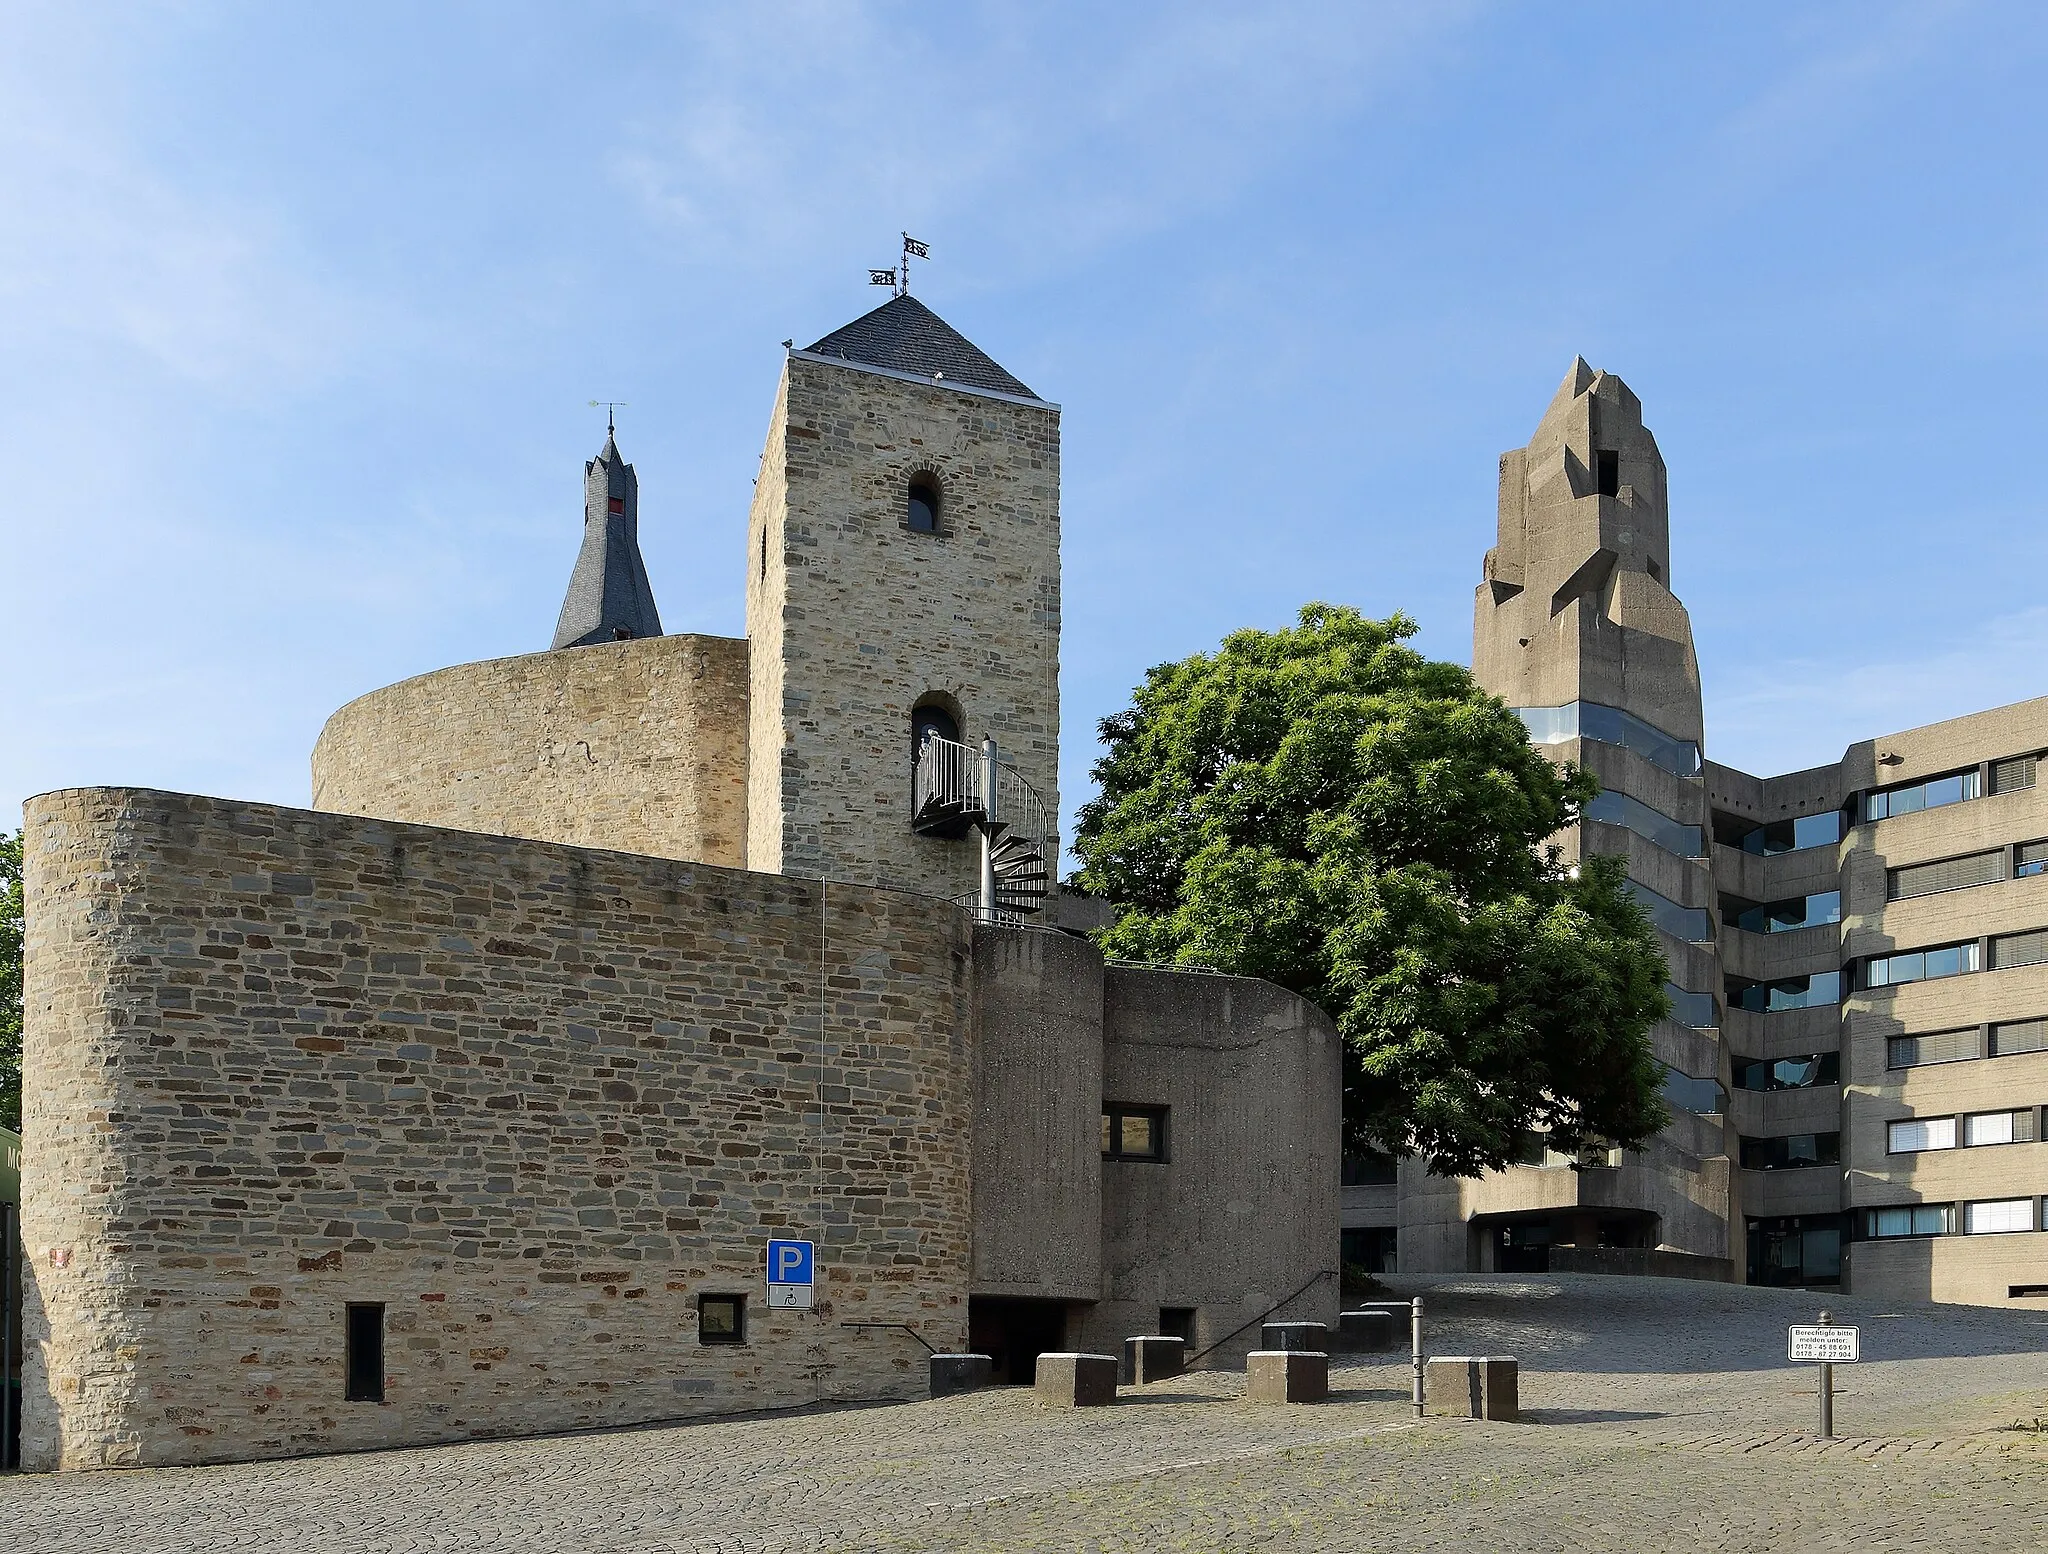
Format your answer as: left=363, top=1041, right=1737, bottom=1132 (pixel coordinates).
left=6, top=1276, right=2046, bottom=1553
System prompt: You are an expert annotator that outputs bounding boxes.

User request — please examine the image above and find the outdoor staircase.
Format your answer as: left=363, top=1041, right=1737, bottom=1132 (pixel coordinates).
left=913, top=732, right=1055, bottom=918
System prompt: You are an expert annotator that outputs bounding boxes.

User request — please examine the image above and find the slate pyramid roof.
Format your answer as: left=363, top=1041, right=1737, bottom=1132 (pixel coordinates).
left=805, top=295, right=1037, bottom=399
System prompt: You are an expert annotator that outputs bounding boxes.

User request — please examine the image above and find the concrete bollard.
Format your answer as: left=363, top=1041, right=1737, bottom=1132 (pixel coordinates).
left=1033, top=1352, right=1120, bottom=1407
left=1122, top=1335, right=1187, bottom=1385
left=1260, top=1321, right=1330, bottom=1353
left=1337, top=1309, right=1396, bottom=1353
left=1247, top=1349, right=1329, bottom=1403
left=928, top=1353, right=993, bottom=1398
left=1424, top=1355, right=1519, bottom=1420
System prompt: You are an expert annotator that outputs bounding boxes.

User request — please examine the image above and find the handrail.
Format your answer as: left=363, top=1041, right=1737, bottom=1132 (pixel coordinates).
left=1183, top=1268, right=1339, bottom=1365
left=840, top=1320, right=937, bottom=1355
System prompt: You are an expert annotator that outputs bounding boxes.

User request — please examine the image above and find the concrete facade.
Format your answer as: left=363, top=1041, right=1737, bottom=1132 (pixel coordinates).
left=1424, top=358, right=2048, bottom=1309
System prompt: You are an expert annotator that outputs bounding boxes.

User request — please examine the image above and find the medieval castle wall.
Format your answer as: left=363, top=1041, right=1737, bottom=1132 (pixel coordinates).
left=312, top=634, right=750, bottom=869
left=20, top=787, right=972, bottom=1471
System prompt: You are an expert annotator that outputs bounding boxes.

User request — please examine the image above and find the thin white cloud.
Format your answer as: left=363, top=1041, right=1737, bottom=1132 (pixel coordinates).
left=1709, top=601, right=2048, bottom=776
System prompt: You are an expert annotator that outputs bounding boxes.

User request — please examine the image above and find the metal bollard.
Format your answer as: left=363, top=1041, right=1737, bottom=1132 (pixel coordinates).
left=1817, top=1309, right=1834, bottom=1439
left=1411, top=1297, right=1424, bottom=1419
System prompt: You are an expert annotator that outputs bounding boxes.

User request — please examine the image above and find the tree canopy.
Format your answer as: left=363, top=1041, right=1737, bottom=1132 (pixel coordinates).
left=1072, top=605, right=1669, bottom=1177
left=1, top=829, right=21, bottom=1134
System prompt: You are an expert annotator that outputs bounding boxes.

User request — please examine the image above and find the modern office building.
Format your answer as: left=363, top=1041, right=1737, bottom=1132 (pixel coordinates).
left=1370, top=359, right=2048, bottom=1308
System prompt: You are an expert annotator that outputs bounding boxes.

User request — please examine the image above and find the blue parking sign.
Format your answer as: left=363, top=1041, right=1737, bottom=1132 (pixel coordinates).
left=766, top=1239, right=814, bottom=1286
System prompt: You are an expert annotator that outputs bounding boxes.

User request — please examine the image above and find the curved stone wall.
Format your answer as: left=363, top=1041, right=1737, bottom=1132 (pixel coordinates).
left=311, top=634, right=749, bottom=867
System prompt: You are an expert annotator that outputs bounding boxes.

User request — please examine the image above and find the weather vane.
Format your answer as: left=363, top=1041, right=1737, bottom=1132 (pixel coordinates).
left=869, top=233, right=930, bottom=297
left=587, top=399, right=628, bottom=435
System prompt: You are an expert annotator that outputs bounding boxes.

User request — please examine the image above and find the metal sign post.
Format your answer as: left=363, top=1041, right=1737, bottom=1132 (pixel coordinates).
left=1351, top=1298, right=1424, bottom=1417
left=1788, top=1309, right=1859, bottom=1438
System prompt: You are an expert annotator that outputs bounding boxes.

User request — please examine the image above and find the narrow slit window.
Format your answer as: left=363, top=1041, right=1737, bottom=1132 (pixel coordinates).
left=1596, top=450, right=1620, bottom=496
left=608, top=496, right=625, bottom=515
left=907, top=476, right=941, bottom=534
left=345, top=1302, right=385, bottom=1403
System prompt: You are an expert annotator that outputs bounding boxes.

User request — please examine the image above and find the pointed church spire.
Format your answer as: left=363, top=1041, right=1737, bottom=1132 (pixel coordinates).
left=551, top=431, right=664, bottom=650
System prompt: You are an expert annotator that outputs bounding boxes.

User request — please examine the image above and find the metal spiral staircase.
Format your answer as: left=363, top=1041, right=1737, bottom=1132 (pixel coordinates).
left=912, top=733, right=1055, bottom=921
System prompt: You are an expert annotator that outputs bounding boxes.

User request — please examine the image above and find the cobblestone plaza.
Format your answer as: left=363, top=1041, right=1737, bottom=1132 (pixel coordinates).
left=7, top=1276, right=2043, bottom=1552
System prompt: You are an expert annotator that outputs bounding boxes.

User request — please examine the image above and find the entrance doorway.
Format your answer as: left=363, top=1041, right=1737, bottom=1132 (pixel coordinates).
left=967, top=1297, right=1071, bottom=1385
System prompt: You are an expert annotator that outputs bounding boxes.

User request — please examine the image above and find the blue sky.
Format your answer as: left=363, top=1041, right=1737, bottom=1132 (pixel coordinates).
left=6, top=1, right=2048, bottom=852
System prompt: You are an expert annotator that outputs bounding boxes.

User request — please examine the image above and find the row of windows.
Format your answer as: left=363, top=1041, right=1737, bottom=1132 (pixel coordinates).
left=1715, top=809, right=1844, bottom=856
left=1888, top=841, right=2048, bottom=901
left=1625, top=879, right=1711, bottom=942
left=1722, top=890, right=1840, bottom=935
left=1585, top=788, right=1703, bottom=857
left=1887, top=1107, right=2041, bottom=1154
left=1727, top=970, right=1842, bottom=1013
left=343, top=1287, right=753, bottom=1403
left=1514, top=702, right=1702, bottom=778
left=1889, top=1018, right=2048, bottom=1070
left=1865, top=939, right=1980, bottom=988
left=1863, top=749, right=2041, bottom=824
left=1864, top=1198, right=2048, bottom=1239
left=1739, top=1132, right=1840, bottom=1171
left=1733, top=1052, right=1838, bottom=1091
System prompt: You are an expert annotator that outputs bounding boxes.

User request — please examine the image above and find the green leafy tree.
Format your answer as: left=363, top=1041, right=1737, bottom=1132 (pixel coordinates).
left=1, top=829, right=21, bottom=1133
left=1073, top=605, right=1669, bottom=1177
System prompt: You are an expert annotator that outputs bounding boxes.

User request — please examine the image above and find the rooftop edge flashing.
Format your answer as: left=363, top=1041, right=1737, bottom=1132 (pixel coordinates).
left=786, top=347, right=1060, bottom=411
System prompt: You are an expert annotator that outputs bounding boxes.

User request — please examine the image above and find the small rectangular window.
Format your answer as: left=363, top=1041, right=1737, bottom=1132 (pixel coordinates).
left=1965, top=1199, right=2034, bottom=1235
left=1992, top=1018, right=2048, bottom=1057
left=1596, top=449, right=1620, bottom=496
left=345, top=1303, right=385, bottom=1403
left=1867, top=941, right=1980, bottom=988
left=1866, top=1204, right=1952, bottom=1239
left=1888, top=850, right=2004, bottom=901
left=1963, top=1109, right=2034, bottom=1146
left=1888, top=1117, right=1956, bottom=1153
left=698, top=1292, right=746, bottom=1345
left=1992, top=755, right=2038, bottom=795
left=1103, top=1104, right=1169, bottom=1161
left=1159, top=1306, right=1196, bottom=1343
left=1866, top=769, right=1981, bottom=822
left=1991, top=929, right=2048, bottom=971
left=1739, top=1132, right=1840, bottom=1170
left=1341, top=1150, right=1398, bottom=1185
left=607, top=495, right=625, bottom=515
left=2017, top=841, right=2048, bottom=878
left=1888, top=1027, right=1981, bottom=1068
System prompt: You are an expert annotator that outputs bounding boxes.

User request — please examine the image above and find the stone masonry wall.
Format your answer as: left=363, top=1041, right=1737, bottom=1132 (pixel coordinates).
left=747, top=354, right=1061, bottom=901
left=21, top=788, right=972, bottom=1471
left=312, top=633, right=750, bottom=870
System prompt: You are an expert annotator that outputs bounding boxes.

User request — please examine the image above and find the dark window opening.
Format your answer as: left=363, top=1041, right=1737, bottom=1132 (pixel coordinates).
left=1647, top=557, right=1662, bottom=583
left=1102, top=1104, right=1169, bottom=1161
left=760, top=529, right=768, bottom=581
left=607, top=496, right=625, bottom=515
left=1739, top=1132, right=1841, bottom=1171
left=1341, top=1226, right=1399, bottom=1274
left=968, top=1296, right=1069, bottom=1385
left=907, top=476, right=941, bottom=533
left=698, top=1292, right=745, bottom=1345
left=1158, top=1306, right=1196, bottom=1344
left=1341, top=1150, right=1397, bottom=1185
left=612, top=626, right=632, bottom=641
left=1596, top=450, right=1620, bottom=496
left=1746, top=1215, right=1842, bottom=1287
left=345, top=1303, right=385, bottom=1402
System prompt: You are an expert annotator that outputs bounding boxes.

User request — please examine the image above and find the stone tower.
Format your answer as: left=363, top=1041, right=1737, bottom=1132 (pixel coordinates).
left=552, top=429, right=664, bottom=649
left=744, top=294, right=1061, bottom=901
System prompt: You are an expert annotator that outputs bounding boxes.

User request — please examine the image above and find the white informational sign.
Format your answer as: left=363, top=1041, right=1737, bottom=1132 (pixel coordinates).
left=766, top=1238, right=816, bottom=1310
left=1788, top=1325, right=1859, bottom=1363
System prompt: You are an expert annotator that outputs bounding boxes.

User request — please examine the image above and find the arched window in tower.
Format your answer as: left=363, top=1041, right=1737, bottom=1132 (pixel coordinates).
left=910, top=700, right=967, bottom=836
left=907, top=475, right=941, bottom=534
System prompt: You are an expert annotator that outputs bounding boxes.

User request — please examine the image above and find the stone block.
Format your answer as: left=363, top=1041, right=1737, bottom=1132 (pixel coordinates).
left=1247, top=1349, right=1328, bottom=1404
left=1259, top=1321, right=1329, bottom=1352
left=1337, top=1309, right=1397, bottom=1352
left=1425, top=1355, right=1519, bottom=1420
left=1122, top=1335, right=1186, bottom=1385
left=1033, top=1352, right=1119, bottom=1407
left=929, top=1354, right=992, bottom=1398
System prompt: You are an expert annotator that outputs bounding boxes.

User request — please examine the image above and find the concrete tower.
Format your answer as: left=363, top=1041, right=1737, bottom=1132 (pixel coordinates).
left=552, top=430, right=664, bottom=650
left=744, top=294, right=1061, bottom=901
left=1409, top=359, right=1734, bottom=1275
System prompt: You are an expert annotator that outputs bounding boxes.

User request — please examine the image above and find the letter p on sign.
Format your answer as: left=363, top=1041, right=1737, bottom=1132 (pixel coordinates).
left=767, top=1239, right=815, bottom=1287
